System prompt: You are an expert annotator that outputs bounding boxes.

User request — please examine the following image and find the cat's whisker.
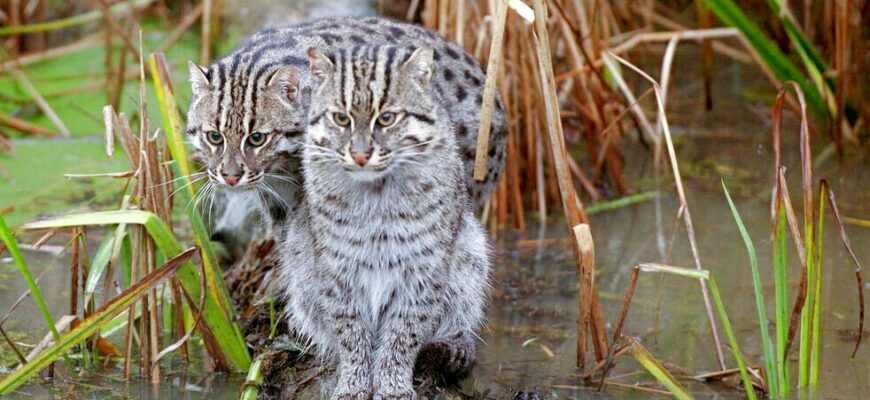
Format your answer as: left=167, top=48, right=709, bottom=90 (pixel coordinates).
left=394, top=138, right=441, bottom=152
left=170, top=175, right=207, bottom=198
left=264, top=173, right=299, bottom=186
left=151, top=171, right=207, bottom=189
left=260, top=182, right=291, bottom=211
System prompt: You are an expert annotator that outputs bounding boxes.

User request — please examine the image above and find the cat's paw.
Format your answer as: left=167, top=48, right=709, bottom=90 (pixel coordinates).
left=373, top=389, right=417, bottom=400
left=333, top=390, right=371, bottom=400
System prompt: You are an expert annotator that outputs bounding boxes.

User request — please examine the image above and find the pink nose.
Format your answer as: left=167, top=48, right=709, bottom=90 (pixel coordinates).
left=351, top=151, right=370, bottom=166
left=224, top=175, right=241, bottom=186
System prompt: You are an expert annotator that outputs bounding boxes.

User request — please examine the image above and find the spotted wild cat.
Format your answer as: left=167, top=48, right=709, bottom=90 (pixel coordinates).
left=278, top=45, right=491, bottom=399
left=185, top=16, right=507, bottom=231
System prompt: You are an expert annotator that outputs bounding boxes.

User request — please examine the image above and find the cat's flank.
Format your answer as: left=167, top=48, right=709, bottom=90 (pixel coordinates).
left=279, top=45, right=491, bottom=399
left=185, top=17, right=507, bottom=231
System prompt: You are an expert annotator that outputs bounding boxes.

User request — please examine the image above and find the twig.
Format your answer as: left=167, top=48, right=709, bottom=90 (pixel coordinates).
left=1, top=53, right=72, bottom=137
left=0, top=33, right=103, bottom=73
left=0, top=111, right=56, bottom=136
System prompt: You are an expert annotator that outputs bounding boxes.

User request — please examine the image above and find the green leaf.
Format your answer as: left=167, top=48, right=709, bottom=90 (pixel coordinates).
left=0, top=248, right=195, bottom=394
left=629, top=339, right=694, bottom=400
left=722, top=179, right=778, bottom=396
left=0, top=211, right=60, bottom=341
left=21, top=210, right=251, bottom=370
left=702, top=0, right=828, bottom=118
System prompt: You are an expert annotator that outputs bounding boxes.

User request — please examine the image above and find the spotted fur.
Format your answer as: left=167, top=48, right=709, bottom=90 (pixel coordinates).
left=186, top=17, right=508, bottom=230
left=278, top=45, right=491, bottom=399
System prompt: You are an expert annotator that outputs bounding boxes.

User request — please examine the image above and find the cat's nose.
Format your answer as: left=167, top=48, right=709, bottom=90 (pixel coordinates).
left=224, top=175, right=241, bottom=186
left=351, top=150, right=371, bottom=166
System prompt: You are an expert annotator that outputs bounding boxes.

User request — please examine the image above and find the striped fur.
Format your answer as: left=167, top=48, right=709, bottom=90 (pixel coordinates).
left=186, top=17, right=508, bottom=229
left=278, top=45, right=491, bottom=399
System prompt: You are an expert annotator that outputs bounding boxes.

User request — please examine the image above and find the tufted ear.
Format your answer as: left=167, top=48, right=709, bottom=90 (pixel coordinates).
left=188, top=60, right=210, bottom=93
left=268, top=65, right=300, bottom=102
left=308, top=48, right=334, bottom=84
left=402, top=46, right=434, bottom=87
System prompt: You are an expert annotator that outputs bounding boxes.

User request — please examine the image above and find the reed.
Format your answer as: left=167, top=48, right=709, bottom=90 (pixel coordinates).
left=0, top=248, right=195, bottom=394
left=722, top=180, right=778, bottom=396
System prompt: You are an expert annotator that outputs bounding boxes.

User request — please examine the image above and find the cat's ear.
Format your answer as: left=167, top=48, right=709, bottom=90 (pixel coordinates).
left=308, top=48, right=334, bottom=84
left=188, top=61, right=210, bottom=93
left=268, top=66, right=300, bottom=102
left=403, top=46, right=434, bottom=87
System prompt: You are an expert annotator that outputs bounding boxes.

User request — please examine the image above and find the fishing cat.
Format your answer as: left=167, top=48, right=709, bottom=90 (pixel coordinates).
left=185, top=16, right=507, bottom=232
left=278, top=45, right=491, bottom=399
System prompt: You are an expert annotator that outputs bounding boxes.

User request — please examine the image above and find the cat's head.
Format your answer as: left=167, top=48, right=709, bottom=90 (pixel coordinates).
left=304, top=45, right=449, bottom=181
left=185, top=59, right=305, bottom=189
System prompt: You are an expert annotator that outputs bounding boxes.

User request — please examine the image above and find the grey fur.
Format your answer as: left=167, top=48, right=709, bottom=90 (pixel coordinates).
left=278, top=45, right=491, bottom=399
left=186, top=17, right=508, bottom=230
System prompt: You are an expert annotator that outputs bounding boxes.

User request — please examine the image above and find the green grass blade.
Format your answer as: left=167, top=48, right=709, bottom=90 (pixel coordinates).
left=799, top=219, right=816, bottom=387
left=21, top=210, right=251, bottom=370
left=722, top=180, right=778, bottom=396
left=809, top=187, right=826, bottom=386
left=628, top=339, right=694, bottom=400
left=774, top=207, right=790, bottom=396
left=84, top=224, right=126, bottom=300
left=0, top=248, right=194, bottom=394
left=637, top=263, right=710, bottom=280
left=0, top=211, right=61, bottom=341
left=586, top=191, right=658, bottom=215
left=701, top=0, right=828, bottom=117
left=708, top=278, right=758, bottom=400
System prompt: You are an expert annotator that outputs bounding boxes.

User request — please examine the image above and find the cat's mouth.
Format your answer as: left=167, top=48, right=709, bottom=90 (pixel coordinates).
left=343, top=166, right=390, bottom=182
left=208, top=171, right=262, bottom=190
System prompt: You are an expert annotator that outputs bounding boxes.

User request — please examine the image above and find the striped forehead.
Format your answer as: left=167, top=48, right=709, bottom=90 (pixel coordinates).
left=210, top=55, right=261, bottom=136
left=336, top=46, right=405, bottom=115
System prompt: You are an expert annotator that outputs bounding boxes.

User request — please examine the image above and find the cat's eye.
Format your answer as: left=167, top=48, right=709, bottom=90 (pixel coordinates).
left=376, top=112, right=398, bottom=127
left=206, top=130, right=223, bottom=145
left=247, top=132, right=267, bottom=147
left=332, top=112, right=351, bottom=127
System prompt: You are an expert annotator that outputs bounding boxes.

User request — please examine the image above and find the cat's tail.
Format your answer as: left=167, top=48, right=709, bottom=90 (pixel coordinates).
left=414, top=331, right=477, bottom=385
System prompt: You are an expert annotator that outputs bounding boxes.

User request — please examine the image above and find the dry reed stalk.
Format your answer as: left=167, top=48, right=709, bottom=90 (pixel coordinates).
left=95, top=0, right=141, bottom=61
left=156, top=2, right=204, bottom=53
left=6, top=0, right=21, bottom=53
left=603, top=52, right=727, bottom=370
left=455, top=0, right=465, bottom=46
left=694, top=0, right=714, bottom=110
left=531, top=0, right=608, bottom=365
left=0, top=112, right=56, bottom=136
left=0, top=324, right=27, bottom=365
left=471, top=0, right=507, bottom=181
left=573, top=224, right=594, bottom=371
left=598, top=265, right=641, bottom=384
left=200, top=0, right=212, bottom=65
left=2, top=55, right=71, bottom=137
left=0, top=33, right=103, bottom=72
left=70, top=228, right=81, bottom=317
left=647, top=12, right=753, bottom=64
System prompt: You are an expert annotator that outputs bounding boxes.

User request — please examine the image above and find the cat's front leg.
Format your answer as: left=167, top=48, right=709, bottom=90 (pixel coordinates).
left=328, top=291, right=374, bottom=399
left=372, top=291, right=436, bottom=400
